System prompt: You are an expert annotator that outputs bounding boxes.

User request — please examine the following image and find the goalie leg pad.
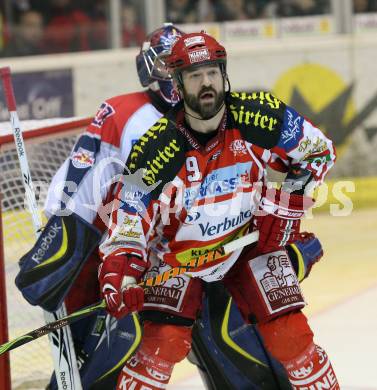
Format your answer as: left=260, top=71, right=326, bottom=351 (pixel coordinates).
left=259, top=311, right=339, bottom=389
left=116, top=321, right=192, bottom=389
left=190, top=282, right=292, bottom=389
left=48, top=312, right=142, bottom=390
left=15, top=213, right=101, bottom=311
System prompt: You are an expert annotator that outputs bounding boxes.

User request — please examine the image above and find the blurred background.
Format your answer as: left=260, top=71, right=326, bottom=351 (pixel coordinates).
left=1, top=0, right=377, bottom=181
left=0, top=0, right=377, bottom=389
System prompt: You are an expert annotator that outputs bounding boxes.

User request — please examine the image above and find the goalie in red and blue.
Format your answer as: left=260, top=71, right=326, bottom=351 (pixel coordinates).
left=98, top=31, right=339, bottom=389
left=16, top=26, right=334, bottom=390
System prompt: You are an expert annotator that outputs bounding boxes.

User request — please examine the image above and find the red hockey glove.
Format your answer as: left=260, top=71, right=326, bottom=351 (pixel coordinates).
left=98, top=254, right=146, bottom=319
left=255, top=189, right=314, bottom=254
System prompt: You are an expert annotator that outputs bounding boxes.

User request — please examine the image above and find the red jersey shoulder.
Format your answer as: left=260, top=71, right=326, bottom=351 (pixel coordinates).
left=86, top=91, right=152, bottom=146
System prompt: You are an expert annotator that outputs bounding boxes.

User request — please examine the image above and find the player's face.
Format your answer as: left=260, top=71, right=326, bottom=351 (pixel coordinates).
left=181, top=64, right=225, bottom=119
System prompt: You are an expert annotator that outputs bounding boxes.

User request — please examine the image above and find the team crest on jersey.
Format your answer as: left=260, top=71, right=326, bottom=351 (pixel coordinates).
left=119, top=168, right=160, bottom=217
left=91, top=102, right=115, bottom=128
left=71, top=147, right=95, bottom=169
left=229, top=139, right=247, bottom=156
left=279, top=108, right=304, bottom=151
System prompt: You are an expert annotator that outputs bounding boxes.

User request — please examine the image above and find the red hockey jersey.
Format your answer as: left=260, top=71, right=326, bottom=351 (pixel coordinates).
left=100, top=91, right=336, bottom=282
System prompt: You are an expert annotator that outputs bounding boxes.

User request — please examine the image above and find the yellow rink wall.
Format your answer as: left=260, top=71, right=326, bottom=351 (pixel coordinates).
left=311, top=176, right=377, bottom=215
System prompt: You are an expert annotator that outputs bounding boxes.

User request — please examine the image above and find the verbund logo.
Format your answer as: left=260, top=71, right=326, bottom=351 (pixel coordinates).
left=199, top=209, right=252, bottom=237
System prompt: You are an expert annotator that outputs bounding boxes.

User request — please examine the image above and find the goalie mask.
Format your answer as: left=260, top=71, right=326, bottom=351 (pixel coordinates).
left=136, top=23, right=184, bottom=105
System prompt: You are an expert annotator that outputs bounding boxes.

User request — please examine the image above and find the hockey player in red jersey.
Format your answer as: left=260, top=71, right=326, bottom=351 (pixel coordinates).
left=38, top=22, right=296, bottom=388
left=99, top=32, right=340, bottom=389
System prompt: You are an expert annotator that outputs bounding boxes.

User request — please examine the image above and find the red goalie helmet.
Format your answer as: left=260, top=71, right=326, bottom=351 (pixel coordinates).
left=165, top=32, right=227, bottom=77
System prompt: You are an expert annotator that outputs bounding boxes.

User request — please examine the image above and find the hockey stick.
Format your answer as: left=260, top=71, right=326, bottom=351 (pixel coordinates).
left=0, top=67, right=82, bottom=390
left=0, top=230, right=259, bottom=355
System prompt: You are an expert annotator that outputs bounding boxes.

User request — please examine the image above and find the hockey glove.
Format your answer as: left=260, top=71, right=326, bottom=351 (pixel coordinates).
left=255, top=188, right=314, bottom=254
left=98, top=254, right=146, bottom=319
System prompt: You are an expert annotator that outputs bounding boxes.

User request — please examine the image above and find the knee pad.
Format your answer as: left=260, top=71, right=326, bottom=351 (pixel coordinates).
left=139, top=321, right=192, bottom=365
left=258, top=311, right=314, bottom=362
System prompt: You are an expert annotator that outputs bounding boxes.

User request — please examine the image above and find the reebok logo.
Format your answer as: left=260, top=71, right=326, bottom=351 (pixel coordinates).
left=199, top=210, right=252, bottom=237
left=14, top=127, right=25, bottom=157
left=59, top=372, right=68, bottom=389
left=31, top=222, right=62, bottom=264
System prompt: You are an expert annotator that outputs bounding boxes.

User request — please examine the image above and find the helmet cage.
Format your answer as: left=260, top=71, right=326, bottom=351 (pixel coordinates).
left=136, top=24, right=184, bottom=88
left=140, top=43, right=171, bottom=83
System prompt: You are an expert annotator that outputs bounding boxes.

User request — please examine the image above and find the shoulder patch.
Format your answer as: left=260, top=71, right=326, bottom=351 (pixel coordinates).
left=277, top=107, right=304, bottom=151
left=91, top=102, right=115, bottom=128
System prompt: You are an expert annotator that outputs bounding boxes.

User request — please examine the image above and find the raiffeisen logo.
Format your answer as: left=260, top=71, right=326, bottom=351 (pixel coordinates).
left=184, top=162, right=252, bottom=207
left=199, top=209, right=252, bottom=237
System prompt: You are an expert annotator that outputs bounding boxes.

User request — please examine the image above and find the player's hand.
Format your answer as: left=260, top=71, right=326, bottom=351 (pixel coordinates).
left=255, top=189, right=314, bottom=254
left=98, top=255, right=145, bottom=319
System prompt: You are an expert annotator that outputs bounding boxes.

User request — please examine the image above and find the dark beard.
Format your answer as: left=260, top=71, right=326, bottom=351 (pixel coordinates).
left=183, top=86, right=225, bottom=120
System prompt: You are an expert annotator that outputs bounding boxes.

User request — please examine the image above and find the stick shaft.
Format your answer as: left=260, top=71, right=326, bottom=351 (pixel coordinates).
left=1, top=67, right=41, bottom=232
left=0, top=230, right=259, bottom=354
left=0, top=301, right=106, bottom=354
